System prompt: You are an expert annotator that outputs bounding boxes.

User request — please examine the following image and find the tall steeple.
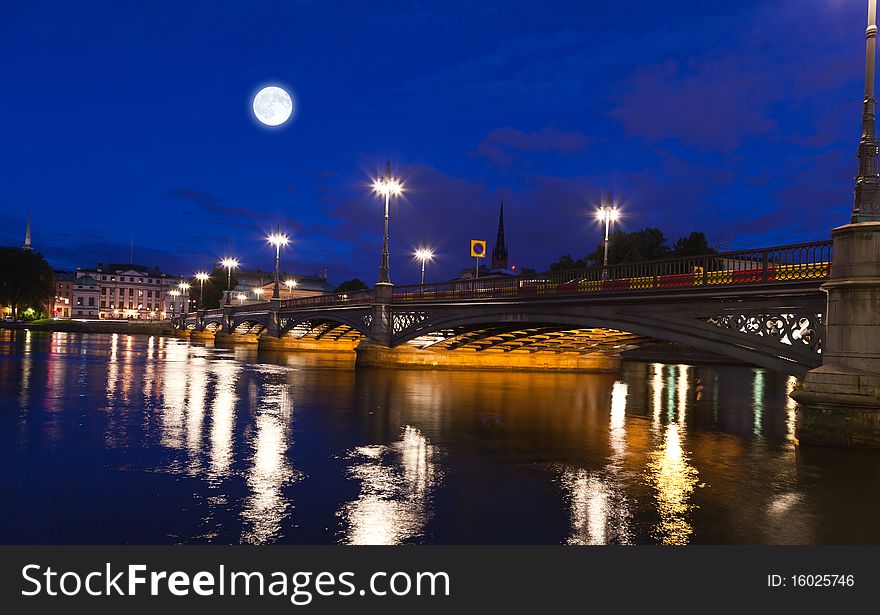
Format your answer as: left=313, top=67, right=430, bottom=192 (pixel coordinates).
left=491, top=201, right=508, bottom=270
left=23, top=210, right=32, bottom=251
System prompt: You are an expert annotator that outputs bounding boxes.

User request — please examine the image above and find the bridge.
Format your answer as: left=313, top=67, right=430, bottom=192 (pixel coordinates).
left=178, top=240, right=831, bottom=376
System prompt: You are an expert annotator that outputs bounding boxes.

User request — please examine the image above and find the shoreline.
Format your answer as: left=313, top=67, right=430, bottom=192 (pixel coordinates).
left=0, top=320, right=175, bottom=336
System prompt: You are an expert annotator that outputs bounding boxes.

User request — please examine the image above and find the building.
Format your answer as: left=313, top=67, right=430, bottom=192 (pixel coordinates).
left=52, top=271, right=76, bottom=319
left=76, top=263, right=189, bottom=320
left=228, top=268, right=335, bottom=304
left=71, top=275, right=100, bottom=319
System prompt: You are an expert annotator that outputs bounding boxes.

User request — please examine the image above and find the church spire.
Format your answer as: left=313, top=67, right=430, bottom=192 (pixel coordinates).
left=23, top=210, right=32, bottom=251
left=491, top=200, right=508, bottom=270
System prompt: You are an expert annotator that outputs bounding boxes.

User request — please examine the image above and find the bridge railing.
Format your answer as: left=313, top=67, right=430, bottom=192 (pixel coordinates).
left=392, top=240, right=833, bottom=302
left=278, top=289, right=373, bottom=309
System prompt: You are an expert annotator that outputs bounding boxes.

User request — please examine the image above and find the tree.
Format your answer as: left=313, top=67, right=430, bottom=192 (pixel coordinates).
left=672, top=231, right=714, bottom=257
left=549, top=254, right=586, bottom=271
left=548, top=228, right=715, bottom=270
left=586, top=228, right=670, bottom=266
left=334, top=278, right=368, bottom=293
left=197, top=268, right=238, bottom=308
left=0, top=248, right=54, bottom=318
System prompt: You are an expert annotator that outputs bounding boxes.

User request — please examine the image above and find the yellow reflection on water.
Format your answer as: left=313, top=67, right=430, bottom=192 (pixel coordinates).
left=208, top=360, right=239, bottom=480
left=651, top=363, right=664, bottom=432
left=160, top=342, right=189, bottom=450
left=647, top=422, right=699, bottom=545
left=340, top=425, right=437, bottom=545
left=753, top=369, right=765, bottom=438
left=561, top=380, right=631, bottom=545
left=241, top=373, right=296, bottom=544
left=785, top=375, right=797, bottom=443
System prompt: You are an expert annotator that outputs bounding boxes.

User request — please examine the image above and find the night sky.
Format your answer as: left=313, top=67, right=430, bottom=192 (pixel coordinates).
left=0, top=1, right=867, bottom=285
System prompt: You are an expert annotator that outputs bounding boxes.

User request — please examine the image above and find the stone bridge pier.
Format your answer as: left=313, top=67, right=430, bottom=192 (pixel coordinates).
left=791, top=5, right=880, bottom=447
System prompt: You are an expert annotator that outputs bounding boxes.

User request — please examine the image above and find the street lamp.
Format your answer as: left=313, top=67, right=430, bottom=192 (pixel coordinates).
left=236, top=293, right=246, bottom=305
left=253, top=287, right=265, bottom=301
left=194, top=272, right=209, bottom=309
left=178, top=282, right=190, bottom=313
left=372, top=160, right=404, bottom=285
left=414, top=248, right=434, bottom=288
left=267, top=228, right=290, bottom=299
left=284, top=278, right=297, bottom=298
left=169, top=289, right=180, bottom=321
left=595, top=194, right=620, bottom=280
left=220, top=258, right=239, bottom=305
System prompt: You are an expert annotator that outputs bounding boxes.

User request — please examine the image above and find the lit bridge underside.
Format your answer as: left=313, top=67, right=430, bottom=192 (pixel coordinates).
left=406, top=325, right=648, bottom=355
left=180, top=240, right=831, bottom=375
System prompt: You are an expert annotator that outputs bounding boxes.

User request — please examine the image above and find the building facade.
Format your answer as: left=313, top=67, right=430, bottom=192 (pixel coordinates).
left=52, top=271, right=75, bottom=319
left=71, top=275, right=100, bottom=318
left=76, top=264, right=189, bottom=320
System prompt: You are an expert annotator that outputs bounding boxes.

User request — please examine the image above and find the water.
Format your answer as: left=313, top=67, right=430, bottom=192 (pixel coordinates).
left=1, top=329, right=879, bottom=545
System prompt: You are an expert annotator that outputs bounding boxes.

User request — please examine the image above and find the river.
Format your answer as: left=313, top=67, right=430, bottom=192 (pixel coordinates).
left=1, top=329, right=878, bottom=544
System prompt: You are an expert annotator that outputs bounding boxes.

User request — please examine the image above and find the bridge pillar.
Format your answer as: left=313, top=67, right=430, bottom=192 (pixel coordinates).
left=793, top=223, right=880, bottom=446
left=222, top=306, right=234, bottom=334
left=367, top=282, right=393, bottom=347
left=266, top=302, right=282, bottom=338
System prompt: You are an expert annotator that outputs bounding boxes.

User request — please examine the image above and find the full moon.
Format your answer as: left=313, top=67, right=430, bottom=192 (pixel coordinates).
left=252, top=86, right=293, bottom=126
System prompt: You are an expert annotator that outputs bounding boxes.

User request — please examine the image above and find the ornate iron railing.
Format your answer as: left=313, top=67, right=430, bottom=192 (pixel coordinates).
left=392, top=240, right=833, bottom=302
left=278, top=289, right=373, bottom=309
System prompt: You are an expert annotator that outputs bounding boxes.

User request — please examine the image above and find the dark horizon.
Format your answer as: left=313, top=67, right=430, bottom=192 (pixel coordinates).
left=0, top=1, right=867, bottom=285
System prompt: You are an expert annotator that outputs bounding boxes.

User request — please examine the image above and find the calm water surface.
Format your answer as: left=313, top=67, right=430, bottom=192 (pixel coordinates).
left=1, top=329, right=879, bottom=544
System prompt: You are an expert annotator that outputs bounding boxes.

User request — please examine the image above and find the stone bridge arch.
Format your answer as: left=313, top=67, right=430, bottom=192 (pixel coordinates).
left=389, top=302, right=823, bottom=376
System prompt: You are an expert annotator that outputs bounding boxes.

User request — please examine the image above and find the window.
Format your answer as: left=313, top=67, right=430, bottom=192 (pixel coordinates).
left=147, top=290, right=153, bottom=298
left=101, top=301, right=106, bottom=308
left=101, top=287, right=107, bottom=294
left=138, top=290, right=143, bottom=298
left=76, top=297, right=83, bottom=306
left=129, top=288, right=134, bottom=296
left=102, top=276, right=107, bottom=280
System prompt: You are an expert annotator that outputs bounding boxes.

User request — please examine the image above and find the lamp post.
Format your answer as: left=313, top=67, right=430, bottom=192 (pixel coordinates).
left=267, top=228, right=290, bottom=299
left=194, top=272, right=209, bottom=309
left=595, top=194, right=620, bottom=280
left=221, top=258, right=239, bottom=305
left=284, top=278, right=297, bottom=299
left=854, top=0, right=880, bottom=222
left=237, top=293, right=246, bottom=305
left=178, top=282, right=190, bottom=314
left=372, top=161, right=404, bottom=285
left=253, top=287, right=264, bottom=302
left=414, top=248, right=434, bottom=288
left=169, top=289, right=180, bottom=321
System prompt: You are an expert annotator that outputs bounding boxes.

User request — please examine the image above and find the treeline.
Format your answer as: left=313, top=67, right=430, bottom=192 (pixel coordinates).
left=549, top=229, right=714, bottom=271
left=0, top=247, right=54, bottom=318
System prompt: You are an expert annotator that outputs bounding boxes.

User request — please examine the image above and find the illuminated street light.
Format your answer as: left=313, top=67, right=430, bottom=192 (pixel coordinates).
left=284, top=278, right=298, bottom=298
left=267, top=227, right=290, bottom=299
left=194, top=272, right=209, bottom=309
left=236, top=293, right=246, bottom=305
left=169, top=289, right=180, bottom=321
left=372, top=160, right=404, bottom=285
left=221, top=258, right=239, bottom=305
left=595, top=193, right=620, bottom=280
left=178, top=282, right=191, bottom=313
left=253, top=287, right=265, bottom=300
left=414, top=248, right=434, bottom=288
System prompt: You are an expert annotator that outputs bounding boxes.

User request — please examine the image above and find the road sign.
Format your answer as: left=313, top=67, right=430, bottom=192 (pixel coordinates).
left=470, top=240, right=487, bottom=258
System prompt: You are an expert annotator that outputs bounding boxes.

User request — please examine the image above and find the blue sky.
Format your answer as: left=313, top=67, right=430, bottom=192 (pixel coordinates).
left=0, top=0, right=867, bottom=284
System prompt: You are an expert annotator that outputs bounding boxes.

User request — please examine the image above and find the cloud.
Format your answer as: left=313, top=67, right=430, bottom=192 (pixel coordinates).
left=166, top=187, right=262, bottom=220
left=473, top=126, right=589, bottom=167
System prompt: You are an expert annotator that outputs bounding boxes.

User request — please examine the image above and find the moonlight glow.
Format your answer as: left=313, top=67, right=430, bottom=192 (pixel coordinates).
left=252, top=86, right=293, bottom=126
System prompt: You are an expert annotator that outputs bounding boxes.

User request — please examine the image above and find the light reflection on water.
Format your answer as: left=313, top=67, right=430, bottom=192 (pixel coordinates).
left=2, top=329, right=880, bottom=545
